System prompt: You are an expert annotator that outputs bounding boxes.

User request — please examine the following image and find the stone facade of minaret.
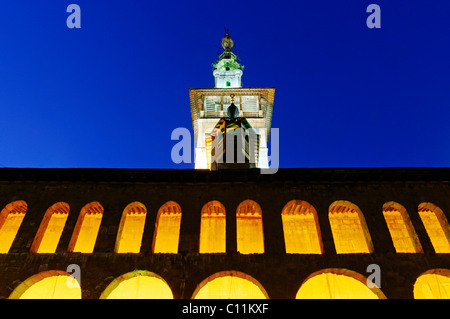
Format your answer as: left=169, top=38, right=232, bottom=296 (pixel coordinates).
left=190, top=32, right=275, bottom=170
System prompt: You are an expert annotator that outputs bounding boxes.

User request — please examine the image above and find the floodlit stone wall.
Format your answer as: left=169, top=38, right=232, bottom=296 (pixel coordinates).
left=0, top=168, right=449, bottom=299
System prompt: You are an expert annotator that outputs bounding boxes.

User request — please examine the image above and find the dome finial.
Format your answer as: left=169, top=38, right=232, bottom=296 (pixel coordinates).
left=221, top=29, right=234, bottom=52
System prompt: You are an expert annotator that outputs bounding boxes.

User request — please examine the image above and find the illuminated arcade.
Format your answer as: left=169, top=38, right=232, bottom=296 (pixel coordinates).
left=0, top=32, right=449, bottom=299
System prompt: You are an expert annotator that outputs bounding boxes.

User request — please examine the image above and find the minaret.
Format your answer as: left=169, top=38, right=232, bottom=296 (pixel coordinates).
left=212, top=30, right=243, bottom=88
left=189, top=31, right=275, bottom=170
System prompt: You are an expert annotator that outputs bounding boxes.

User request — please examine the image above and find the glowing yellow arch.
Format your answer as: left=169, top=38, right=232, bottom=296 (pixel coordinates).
left=192, top=270, right=269, bottom=299
left=100, top=270, right=173, bottom=299
left=9, top=270, right=81, bottom=299
left=236, top=200, right=264, bottom=254
left=281, top=200, right=323, bottom=254
left=414, top=269, right=450, bottom=299
left=152, top=201, right=182, bottom=253
left=329, top=201, right=374, bottom=254
left=0, top=200, right=28, bottom=254
left=199, top=200, right=226, bottom=253
left=296, top=268, right=386, bottom=299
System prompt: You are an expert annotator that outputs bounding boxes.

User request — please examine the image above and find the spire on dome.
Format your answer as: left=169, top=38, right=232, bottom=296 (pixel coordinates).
left=221, top=29, right=234, bottom=52
left=213, top=30, right=243, bottom=88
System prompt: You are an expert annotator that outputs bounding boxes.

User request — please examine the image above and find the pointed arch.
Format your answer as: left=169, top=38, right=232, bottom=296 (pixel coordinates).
left=9, top=270, right=81, bottom=299
left=418, top=203, right=450, bottom=253
left=192, top=270, right=269, bottom=299
left=414, top=269, right=450, bottom=299
left=152, top=201, right=182, bottom=253
left=30, top=202, right=70, bottom=253
left=236, top=199, right=264, bottom=254
left=382, top=201, right=422, bottom=253
left=99, top=270, right=173, bottom=299
left=68, top=201, right=104, bottom=253
left=0, top=200, right=28, bottom=253
left=199, top=200, right=226, bottom=253
left=281, top=200, right=323, bottom=254
left=328, top=200, right=373, bottom=254
left=296, top=268, right=386, bottom=299
left=114, top=202, right=147, bottom=253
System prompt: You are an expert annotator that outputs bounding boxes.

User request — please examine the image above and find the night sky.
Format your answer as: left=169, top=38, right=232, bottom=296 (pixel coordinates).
left=0, top=1, right=448, bottom=169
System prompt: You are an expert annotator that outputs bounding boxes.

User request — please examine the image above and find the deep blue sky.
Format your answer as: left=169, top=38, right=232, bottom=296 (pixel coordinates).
left=0, top=1, right=448, bottom=169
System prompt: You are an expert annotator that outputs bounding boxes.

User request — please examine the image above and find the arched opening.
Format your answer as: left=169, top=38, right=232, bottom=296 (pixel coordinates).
left=414, top=269, right=450, bottom=299
left=68, top=201, right=103, bottom=253
left=30, top=202, right=70, bottom=253
left=383, top=201, right=422, bottom=253
left=9, top=270, right=81, bottom=299
left=329, top=201, right=373, bottom=254
left=281, top=200, right=323, bottom=254
left=296, top=268, right=386, bottom=299
left=236, top=199, right=264, bottom=254
left=199, top=200, right=226, bottom=253
left=152, top=201, right=182, bottom=253
left=0, top=200, right=27, bottom=253
left=100, top=270, right=173, bottom=299
left=114, top=202, right=147, bottom=253
left=192, top=270, right=269, bottom=299
left=418, top=203, right=450, bottom=253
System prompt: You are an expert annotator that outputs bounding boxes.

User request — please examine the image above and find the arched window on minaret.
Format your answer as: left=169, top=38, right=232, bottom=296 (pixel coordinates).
left=236, top=199, right=264, bottom=254
left=199, top=200, right=226, bottom=253
left=418, top=202, right=450, bottom=253
left=281, top=200, right=323, bottom=254
left=152, top=201, right=182, bottom=254
left=67, top=201, right=104, bottom=253
left=328, top=201, right=373, bottom=254
left=382, top=201, right=422, bottom=253
left=0, top=200, right=27, bottom=253
left=114, top=202, right=147, bottom=253
left=30, top=202, right=70, bottom=253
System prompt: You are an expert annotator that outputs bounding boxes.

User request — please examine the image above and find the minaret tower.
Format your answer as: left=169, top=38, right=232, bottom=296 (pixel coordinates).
left=212, top=30, right=243, bottom=88
left=189, top=31, right=275, bottom=170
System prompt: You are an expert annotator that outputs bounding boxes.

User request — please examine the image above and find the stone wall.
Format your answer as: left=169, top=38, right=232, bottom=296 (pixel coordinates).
left=0, top=167, right=448, bottom=299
